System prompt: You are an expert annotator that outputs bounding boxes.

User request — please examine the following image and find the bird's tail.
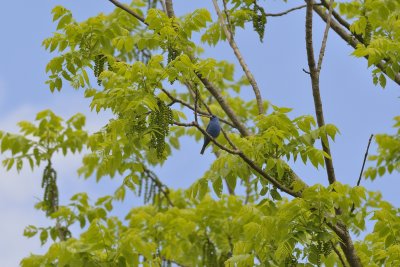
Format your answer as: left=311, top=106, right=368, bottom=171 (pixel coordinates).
left=200, top=144, right=206, bottom=154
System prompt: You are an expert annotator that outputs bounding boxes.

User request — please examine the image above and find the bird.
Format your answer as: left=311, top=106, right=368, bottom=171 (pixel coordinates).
left=200, top=115, right=221, bottom=154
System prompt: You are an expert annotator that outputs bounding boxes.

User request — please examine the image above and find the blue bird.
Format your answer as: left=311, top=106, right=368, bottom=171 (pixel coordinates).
left=200, top=115, right=221, bottom=154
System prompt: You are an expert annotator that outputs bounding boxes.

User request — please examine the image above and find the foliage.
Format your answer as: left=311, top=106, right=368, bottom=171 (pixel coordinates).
left=339, top=0, right=400, bottom=87
left=0, top=0, right=399, bottom=267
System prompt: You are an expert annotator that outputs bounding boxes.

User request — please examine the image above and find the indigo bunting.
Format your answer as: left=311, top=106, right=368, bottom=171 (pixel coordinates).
left=200, top=115, right=221, bottom=154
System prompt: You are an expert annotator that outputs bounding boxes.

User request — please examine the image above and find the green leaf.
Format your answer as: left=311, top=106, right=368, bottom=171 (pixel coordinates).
left=40, top=230, right=49, bottom=246
left=270, top=188, right=282, bottom=200
left=212, top=177, right=223, bottom=198
left=198, top=179, right=208, bottom=200
left=379, top=73, right=387, bottom=88
left=265, top=158, right=275, bottom=171
left=23, top=225, right=38, bottom=238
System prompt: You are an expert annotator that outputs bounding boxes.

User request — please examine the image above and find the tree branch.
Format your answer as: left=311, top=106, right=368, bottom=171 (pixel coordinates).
left=262, top=3, right=326, bottom=17
left=316, top=0, right=334, bottom=73
left=107, top=0, right=251, bottom=136
left=350, top=134, right=374, bottom=212
left=211, top=0, right=264, bottom=114
left=197, top=75, right=251, bottom=136
left=320, top=0, right=350, bottom=30
left=329, top=222, right=362, bottom=267
left=173, top=120, right=301, bottom=197
left=173, top=121, right=240, bottom=155
left=161, top=87, right=236, bottom=128
left=164, top=0, right=175, bottom=18
left=356, top=134, right=374, bottom=187
left=305, top=0, right=337, bottom=185
left=108, top=0, right=147, bottom=24
left=331, top=241, right=348, bottom=267
left=312, top=4, right=400, bottom=86
left=100, top=4, right=366, bottom=266
left=304, top=7, right=362, bottom=264
left=108, top=0, right=307, bottom=199
left=266, top=4, right=307, bottom=17
left=221, top=0, right=233, bottom=33
left=164, top=0, right=255, bottom=136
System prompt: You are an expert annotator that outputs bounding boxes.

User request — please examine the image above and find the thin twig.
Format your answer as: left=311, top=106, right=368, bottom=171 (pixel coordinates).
left=160, top=0, right=167, bottom=13
left=266, top=4, right=307, bottom=17
left=316, top=0, right=334, bottom=73
left=211, top=0, right=264, bottom=114
left=108, top=0, right=147, bottom=24
left=356, top=134, right=374, bottom=186
left=263, top=3, right=325, bottom=17
left=185, top=82, right=215, bottom=118
left=221, top=0, right=233, bottom=33
left=350, top=134, right=374, bottom=212
left=320, top=0, right=350, bottom=30
left=221, top=128, right=237, bottom=150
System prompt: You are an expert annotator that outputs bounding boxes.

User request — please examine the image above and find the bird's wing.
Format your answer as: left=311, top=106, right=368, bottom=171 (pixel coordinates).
left=205, top=121, right=211, bottom=132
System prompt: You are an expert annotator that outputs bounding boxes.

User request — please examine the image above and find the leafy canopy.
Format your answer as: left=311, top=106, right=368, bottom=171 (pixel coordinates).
left=1, top=1, right=399, bottom=267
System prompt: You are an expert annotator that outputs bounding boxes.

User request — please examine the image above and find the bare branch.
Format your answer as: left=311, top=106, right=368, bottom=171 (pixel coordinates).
left=320, top=0, right=350, bottom=30
left=312, top=4, right=400, bottom=86
left=160, top=0, right=167, bottom=13
left=305, top=0, right=337, bottom=185
left=108, top=0, right=147, bottom=25
left=350, top=134, right=374, bottom=214
left=220, top=128, right=237, bottom=150
left=184, top=82, right=213, bottom=114
left=357, top=134, right=374, bottom=186
left=266, top=4, right=307, bottom=17
left=221, top=0, right=233, bottom=33
left=237, top=152, right=301, bottom=197
left=164, top=0, right=175, bottom=17
left=316, top=0, right=334, bottom=73
left=211, top=0, right=264, bottom=114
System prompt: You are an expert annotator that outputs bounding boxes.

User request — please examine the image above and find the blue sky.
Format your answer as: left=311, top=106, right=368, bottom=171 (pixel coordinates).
left=0, top=1, right=398, bottom=265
